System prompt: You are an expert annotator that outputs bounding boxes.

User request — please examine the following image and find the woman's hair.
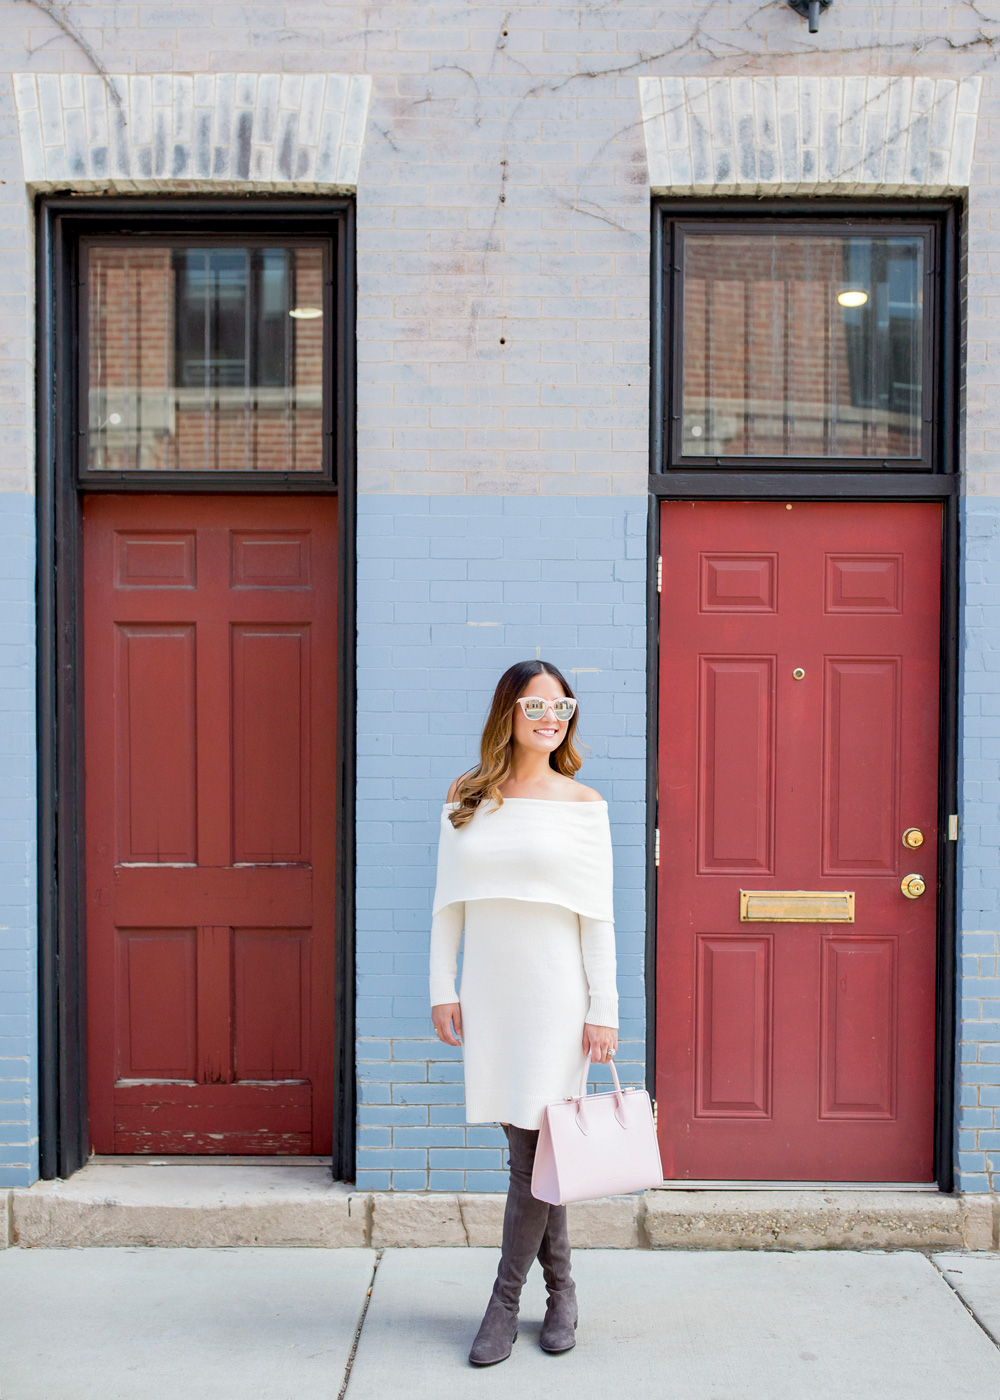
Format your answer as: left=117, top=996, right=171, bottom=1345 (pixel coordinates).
left=446, top=660, right=586, bottom=828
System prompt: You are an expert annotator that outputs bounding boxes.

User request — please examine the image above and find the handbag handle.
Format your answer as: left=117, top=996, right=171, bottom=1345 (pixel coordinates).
left=574, top=1048, right=627, bottom=1133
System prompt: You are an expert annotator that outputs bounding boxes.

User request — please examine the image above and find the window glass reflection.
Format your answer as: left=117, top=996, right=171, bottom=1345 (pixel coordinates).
left=87, top=244, right=325, bottom=473
left=680, top=234, right=924, bottom=459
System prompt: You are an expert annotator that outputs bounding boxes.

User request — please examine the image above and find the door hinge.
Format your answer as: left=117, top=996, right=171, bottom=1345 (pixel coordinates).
left=948, top=814, right=959, bottom=842
left=652, top=1097, right=658, bottom=1131
left=654, top=827, right=660, bottom=866
left=656, top=555, right=662, bottom=593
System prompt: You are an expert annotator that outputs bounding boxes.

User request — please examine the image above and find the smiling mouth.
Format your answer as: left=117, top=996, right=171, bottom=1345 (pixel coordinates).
left=534, top=727, right=558, bottom=736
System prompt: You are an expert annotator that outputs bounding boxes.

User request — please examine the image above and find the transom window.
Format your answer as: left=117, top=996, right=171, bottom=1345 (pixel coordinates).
left=82, top=237, right=330, bottom=477
left=663, top=219, right=939, bottom=472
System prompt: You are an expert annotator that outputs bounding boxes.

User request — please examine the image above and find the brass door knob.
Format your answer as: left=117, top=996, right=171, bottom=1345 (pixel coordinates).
left=902, top=828, right=924, bottom=849
left=901, top=874, right=926, bottom=899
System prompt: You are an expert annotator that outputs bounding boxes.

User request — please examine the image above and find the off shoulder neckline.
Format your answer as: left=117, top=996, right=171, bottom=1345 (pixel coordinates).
left=443, top=797, right=607, bottom=807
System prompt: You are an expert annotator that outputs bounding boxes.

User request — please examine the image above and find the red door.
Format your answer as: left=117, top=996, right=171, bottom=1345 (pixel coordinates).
left=84, top=495, right=338, bottom=1154
left=657, top=501, right=941, bottom=1181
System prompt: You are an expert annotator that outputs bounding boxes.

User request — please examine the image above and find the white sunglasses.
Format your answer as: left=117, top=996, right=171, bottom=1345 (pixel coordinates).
left=515, top=695, right=577, bottom=722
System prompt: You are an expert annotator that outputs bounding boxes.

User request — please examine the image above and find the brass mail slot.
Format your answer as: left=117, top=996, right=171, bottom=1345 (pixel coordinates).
left=739, top=890, right=855, bottom=923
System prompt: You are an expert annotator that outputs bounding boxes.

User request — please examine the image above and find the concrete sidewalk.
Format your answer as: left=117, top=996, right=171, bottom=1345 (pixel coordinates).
left=1, top=1247, right=998, bottom=1400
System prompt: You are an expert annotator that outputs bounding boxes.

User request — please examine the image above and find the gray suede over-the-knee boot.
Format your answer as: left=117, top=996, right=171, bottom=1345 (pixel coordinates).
left=468, top=1124, right=551, bottom=1366
left=536, top=1199, right=578, bottom=1352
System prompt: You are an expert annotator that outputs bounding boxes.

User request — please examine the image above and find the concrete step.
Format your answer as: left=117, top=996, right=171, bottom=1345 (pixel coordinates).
left=3, top=1166, right=996, bottom=1251
left=643, top=1189, right=996, bottom=1251
left=4, top=1165, right=367, bottom=1248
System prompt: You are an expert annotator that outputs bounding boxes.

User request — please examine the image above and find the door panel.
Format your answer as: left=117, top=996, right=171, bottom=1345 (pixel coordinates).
left=698, top=657, right=775, bottom=872
left=695, top=933, right=772, bottom=1117
left=116, top=624, right=198, bottom=862
left=657, top=501, right=940, bottom=1181
left=823, top=659, right=899, bottom=873
left=84, top=494, right=337, bottom=1154
left=231, top=625, right=311, bottom=862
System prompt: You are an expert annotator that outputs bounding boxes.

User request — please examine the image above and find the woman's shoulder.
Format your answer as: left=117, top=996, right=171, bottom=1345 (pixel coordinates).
left=544, top=775, right=603, bottom=803
left=510, top=778, right=605, bottom=804
left=444, top=775, right=604, bottom=805
left=569, top=781, right=604, bottom=804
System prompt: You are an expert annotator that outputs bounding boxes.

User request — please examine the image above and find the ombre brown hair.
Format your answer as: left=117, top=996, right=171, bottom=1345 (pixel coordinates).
left=447, top=660, right=586, bottom=829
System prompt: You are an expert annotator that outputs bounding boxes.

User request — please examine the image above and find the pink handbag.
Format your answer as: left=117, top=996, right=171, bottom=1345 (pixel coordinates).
left=530, top=1050, right=664, bottom=1204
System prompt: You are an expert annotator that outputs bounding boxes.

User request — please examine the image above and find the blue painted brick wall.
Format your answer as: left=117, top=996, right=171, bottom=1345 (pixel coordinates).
left=957, top=497, right=1000, bottom=1192
left=0, top=493, right=36, bottom=1187
left=354, top=493, right=647, bottom=1191
left=0, top=488, right=991, bottom=1193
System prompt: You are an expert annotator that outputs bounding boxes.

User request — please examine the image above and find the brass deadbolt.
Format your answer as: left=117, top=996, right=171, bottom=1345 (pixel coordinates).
left=901, top=874, right=926, bottom=899
left=902, top=827, right=924, bottom=849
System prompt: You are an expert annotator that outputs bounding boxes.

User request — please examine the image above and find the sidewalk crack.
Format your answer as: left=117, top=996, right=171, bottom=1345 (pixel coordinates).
left=337, top=1247, right=384, bottom=1399
left=457, top=1194, right=472, bottom=1245
left=928, top=1253, right=1000, bottom=1351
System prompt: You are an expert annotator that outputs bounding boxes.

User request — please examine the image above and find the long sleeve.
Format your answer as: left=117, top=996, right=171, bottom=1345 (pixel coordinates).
left=579, top=915, right=619, bottom=1027
left=429, top=900, right=465, bottom=1007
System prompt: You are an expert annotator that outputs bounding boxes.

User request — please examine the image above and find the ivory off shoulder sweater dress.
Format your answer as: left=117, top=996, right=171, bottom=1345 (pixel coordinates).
left=428, top=796, right=619, bottom=1130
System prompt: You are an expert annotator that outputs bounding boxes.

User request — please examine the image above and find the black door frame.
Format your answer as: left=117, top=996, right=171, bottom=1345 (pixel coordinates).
left=36, top=195, right=357, bottom=1181
left=646, top=197, right=961, bottom=1190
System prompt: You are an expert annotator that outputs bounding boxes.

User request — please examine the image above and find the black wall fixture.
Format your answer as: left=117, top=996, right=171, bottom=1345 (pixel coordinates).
left=788, top=0, right=831, bottom=33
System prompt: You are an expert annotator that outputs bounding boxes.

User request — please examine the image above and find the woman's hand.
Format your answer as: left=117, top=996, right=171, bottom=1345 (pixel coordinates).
left=583, top=1022, right=618, bottom=1062
left=432, top=1002, right=463, bottom=1046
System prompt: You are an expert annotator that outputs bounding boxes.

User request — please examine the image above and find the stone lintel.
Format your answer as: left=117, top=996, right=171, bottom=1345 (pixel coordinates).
left=12, top=71, right=372, bottom=192
left=637, top=75, right=982, bottom=197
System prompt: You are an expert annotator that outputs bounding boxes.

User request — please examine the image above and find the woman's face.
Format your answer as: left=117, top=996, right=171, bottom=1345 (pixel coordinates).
left=512, top=675, right=571, bottom=757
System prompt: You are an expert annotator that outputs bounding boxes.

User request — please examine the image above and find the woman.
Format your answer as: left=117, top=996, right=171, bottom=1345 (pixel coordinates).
left=429, top=659, right=619, bottom=1366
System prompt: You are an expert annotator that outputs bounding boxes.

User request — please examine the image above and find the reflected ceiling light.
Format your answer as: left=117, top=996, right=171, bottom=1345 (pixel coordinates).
left=289, top=306, right=323, bottom=319
left=837, top=290, right=869, bottom=308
